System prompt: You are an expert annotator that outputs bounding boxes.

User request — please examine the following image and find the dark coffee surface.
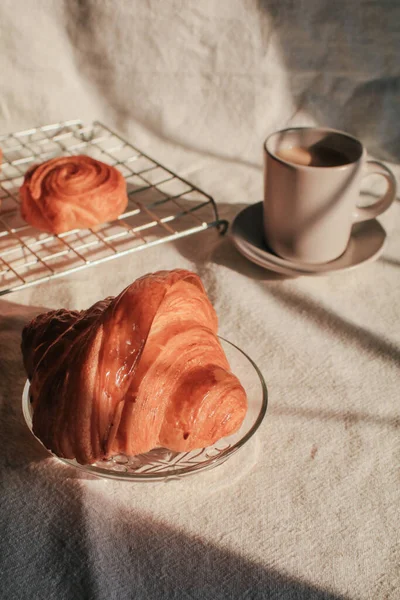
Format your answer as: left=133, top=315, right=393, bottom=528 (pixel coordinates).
left=276, top=145, right=351, bottom=167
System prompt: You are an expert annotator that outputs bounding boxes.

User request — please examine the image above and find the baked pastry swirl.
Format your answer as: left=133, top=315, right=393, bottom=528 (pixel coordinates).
left=20, top=155, right=128, bottom=233
left=21, top=270, right=247, bottom=464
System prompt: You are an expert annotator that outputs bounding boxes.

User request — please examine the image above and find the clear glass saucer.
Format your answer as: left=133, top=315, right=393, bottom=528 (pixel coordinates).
left=22, top=337, right=268, bottom=482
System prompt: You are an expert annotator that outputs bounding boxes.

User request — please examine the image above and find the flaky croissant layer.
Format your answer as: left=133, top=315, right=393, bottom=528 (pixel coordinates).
left=22, top=270, right=247, bottom=464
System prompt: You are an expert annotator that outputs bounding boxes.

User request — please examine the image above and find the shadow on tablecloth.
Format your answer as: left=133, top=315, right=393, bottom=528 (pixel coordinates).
left=0, top=471, right=349, bottom=599
left=257, top=1, right=400, bottom=163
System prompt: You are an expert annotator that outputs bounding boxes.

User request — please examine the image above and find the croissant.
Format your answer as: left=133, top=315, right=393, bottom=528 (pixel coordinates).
left=21, top=270, right=247, bottom=464
left=20, top=155, right=128, bottom=233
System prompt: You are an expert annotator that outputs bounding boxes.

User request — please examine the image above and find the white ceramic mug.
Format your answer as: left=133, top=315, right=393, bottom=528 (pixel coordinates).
left=263, top=127, right=397, bottom=264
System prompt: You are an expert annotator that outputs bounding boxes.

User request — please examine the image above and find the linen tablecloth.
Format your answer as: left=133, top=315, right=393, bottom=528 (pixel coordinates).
left=0, top=1, right=399, bottom=598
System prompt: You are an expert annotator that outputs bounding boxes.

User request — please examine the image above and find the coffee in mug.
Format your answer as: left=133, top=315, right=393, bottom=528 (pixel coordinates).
left=263, top=127, right=397, bottom=264
left=275, top=145, right=351, bottom=168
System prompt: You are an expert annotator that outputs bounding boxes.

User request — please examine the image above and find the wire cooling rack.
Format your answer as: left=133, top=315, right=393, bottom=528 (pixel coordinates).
left=0, top=120, right=227, bottom=296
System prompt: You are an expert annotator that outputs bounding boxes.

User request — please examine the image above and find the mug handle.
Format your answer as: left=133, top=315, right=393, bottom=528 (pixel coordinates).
left=353, top=160, right=397, bottom=223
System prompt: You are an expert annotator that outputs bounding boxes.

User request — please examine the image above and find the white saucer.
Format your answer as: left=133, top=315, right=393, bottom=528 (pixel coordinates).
left=231, top=202, right=387, bottom=277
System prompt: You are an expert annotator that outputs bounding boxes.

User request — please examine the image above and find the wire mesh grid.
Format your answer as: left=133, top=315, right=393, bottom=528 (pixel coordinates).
left=0, top=120, right=227, bottom=296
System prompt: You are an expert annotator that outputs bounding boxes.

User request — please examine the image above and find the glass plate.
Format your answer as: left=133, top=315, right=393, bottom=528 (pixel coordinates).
left=22, top=337, right=268, bottom=481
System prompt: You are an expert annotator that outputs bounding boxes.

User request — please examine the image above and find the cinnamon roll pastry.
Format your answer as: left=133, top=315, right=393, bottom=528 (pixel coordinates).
left=21, top=270, right=248, bottom=464
left=20, top=155, right=128, bottom=233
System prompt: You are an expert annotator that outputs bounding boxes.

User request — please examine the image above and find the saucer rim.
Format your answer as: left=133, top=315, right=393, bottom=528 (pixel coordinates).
left=231, top=202, right=387, bottom=276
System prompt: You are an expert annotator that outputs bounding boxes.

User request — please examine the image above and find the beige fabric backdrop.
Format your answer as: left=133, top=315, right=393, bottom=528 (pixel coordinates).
left=0, top=1, right=399, bottom=599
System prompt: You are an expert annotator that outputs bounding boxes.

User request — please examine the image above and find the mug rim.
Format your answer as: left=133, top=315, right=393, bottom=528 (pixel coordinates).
left=264, top=126, right=365, bottom=170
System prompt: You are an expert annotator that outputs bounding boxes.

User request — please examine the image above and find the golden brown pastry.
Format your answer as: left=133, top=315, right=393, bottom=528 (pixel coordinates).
left=21, top=270, right=247, bottom=464
left=20, top=155, right=128, bottom=233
